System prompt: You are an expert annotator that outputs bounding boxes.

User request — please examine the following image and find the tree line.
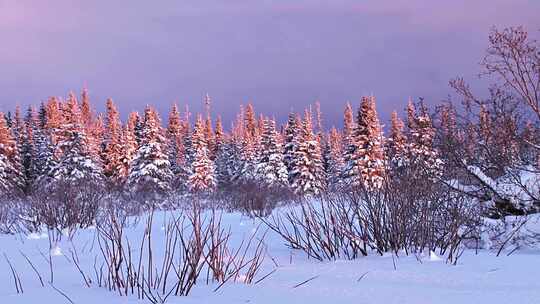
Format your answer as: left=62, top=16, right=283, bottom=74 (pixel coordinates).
left=0, top=26, right=538, bottom=221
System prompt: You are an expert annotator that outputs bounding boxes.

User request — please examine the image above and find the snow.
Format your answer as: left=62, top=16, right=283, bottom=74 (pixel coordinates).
left=0, top=210, right=539, bottom=304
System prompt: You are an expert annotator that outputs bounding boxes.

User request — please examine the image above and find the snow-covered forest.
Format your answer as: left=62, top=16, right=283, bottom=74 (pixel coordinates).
left=0, top=26, right=539, bottom=303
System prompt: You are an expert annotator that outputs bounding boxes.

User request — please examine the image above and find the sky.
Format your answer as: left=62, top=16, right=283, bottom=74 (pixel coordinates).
left=0, top=0, right=539, bottom=127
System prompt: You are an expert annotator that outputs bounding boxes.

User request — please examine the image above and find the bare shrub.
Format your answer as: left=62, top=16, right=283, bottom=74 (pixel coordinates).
left=94, top=204, right=270, bottom=303
left=24, top=181, right=105, bottom=238
left=217, top=181, right=297, bottom=217
left=262, top=174, right=482, bottom=264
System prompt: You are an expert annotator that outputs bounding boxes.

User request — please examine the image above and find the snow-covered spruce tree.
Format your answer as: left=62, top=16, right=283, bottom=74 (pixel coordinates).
left=88, top=114, right=105, bottom=164
left=115, top=114, right=138, bottom=185
left=0, top=113, right=25, bottom=197
left=102, top=98, right=125, bottom=186
left=188, top=114, right=216, bottom=193
left=21, top=106, right=39, bottom=187
left=406, top=100, right=443, bottom=179
left=342, top=102, right=355, bottom=150
left=324, top=127, right=345, bottom=191
left=79, top=88, right=103, bottom=163
left=290, top=109, right=326, bottom=196
left=80, top=87, right=93, bottom=129
left=214, top=115, right=224, bottom=157
left=283, top=112, right=300, bottom=179
left=204, top=94, right=216, bottom=160
left=41, top=94, right=104, bottom=190
left=342, top=96, right=386, bottom=190
left=255, top=118, right=288, bottom=187
left=215, top=117, right=243, bottom=188
left=386, top=111, right=408, bottom=171
left=44, top=96, right=64, bottom=147
left=167, top=104, right=189, bottom=192
left=32, top=123, right=57, bottom=185
left=236, top=104, right=260, bottom=183
left=126, top=106, right=173, bottom=202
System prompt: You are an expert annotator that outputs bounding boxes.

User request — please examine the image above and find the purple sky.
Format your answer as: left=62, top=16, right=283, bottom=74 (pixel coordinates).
left=1, top=0, right=539, bottom=127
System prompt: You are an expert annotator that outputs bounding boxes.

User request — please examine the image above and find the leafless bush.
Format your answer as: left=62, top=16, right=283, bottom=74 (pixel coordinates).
left=94, top=203, right=270, bottom=303
left=0, top=199, right=24, bottom=234
left=216, top=181, right=297, bottom=217
left=24, top=181, right=105, bottom=237
left=262, top=174, right=482, bottom=264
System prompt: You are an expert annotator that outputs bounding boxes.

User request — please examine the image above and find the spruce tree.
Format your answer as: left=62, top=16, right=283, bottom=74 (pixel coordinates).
left=167, top=104, right=188, bottom=191
left=126, top=106, right=173, bottom=201
left=42, top=95, right=103, bottom=189
left=325, top=127, right=344, bottom=190
left=283, top=112, right=300, bottom=178
left=343, top=96, right=386, bottom=190
left=256, top=118, right=288, bottom=187
left=0, top=113, right=25, bottom=196
left=188, top=115, right=216, bottom=193
left=103, top=99, right=124, bottom=185
left=387, top=111, right=408, bottom=170
left=290, top=110, right=326, bottom=195
left=406, top=101, right=443, bottom=179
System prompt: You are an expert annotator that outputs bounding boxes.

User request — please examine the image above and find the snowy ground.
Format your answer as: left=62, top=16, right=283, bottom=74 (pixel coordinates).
left=0, top=211, right=539, bottom=304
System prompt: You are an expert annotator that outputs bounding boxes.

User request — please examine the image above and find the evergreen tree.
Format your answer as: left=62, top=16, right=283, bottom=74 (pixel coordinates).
left=325, top=127, right=344, bottom=190
left=188, top=115, right=216, bottom=193
left=103, top=98, right=124, bottom=185
left=80, top=87, right=93, bottom=129
left=387, top=111, right=408, bottom=170
left=116, top=116, right=138, bottom=184
left=343, top=96, right=386, bottom=190
left=45, top=96, right=63, bottom=147
left=204, top=94, right=215, bottom=159
left=236, top=104, right=259, bottom=182
left=20, top=106, right=39, bottom=188
left=407, top=101, right=443, bottom=179
left=41, top=95, right=103, bottom=189
left=167, top=104, right=188, bottom=191
left=256, top=118, right=288, bottom=187
left=0, top=113, right=24, bottom=196
left=32, top=123, right=57, bottom=184
left=283, top=112, right=300, bottom=178
left=126, top=106, right=173, bottom=200
left=343, top=102, right=355, bottom=148
left=290, top=110, right=326, bottom=195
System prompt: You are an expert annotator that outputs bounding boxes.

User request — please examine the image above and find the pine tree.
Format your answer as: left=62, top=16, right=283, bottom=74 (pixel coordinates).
left=256, top=118, right=288, bottom=187
left=188, top=115, right=216, bottom=193
left=343, top=96, right=386, bottom=190
left=290, top=110, right=326, bottom=195
left=126, top=106, right=173, bottom=200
